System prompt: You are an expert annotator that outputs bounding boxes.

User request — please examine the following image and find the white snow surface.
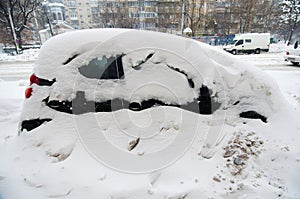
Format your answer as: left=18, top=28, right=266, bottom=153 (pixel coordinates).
left=0, top=49, right=39, bottom=62
left=0, top=31, right=300, bottom=199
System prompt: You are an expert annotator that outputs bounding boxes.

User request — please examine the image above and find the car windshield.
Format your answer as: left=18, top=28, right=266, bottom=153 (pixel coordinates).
left=230, top=40, right=237, bottom=45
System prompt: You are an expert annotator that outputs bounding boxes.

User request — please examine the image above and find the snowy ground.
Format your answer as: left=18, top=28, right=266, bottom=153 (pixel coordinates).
left=0, top=47, right=300, bottom=199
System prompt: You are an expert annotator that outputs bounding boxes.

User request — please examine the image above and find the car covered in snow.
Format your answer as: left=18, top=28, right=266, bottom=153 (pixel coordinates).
left=284, top=45, right=300, bottom=66
left=17, top=28, right=284, bottom=172
left=19, top=29, right=278, bottom=133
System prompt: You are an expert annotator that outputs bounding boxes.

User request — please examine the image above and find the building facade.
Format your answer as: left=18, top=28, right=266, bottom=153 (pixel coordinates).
left=44, top=0, right=67, bottom=25
left=64, top=0, right=93, bottom=29
left=52, top=0, right=280, bottom=36
left=62, top=0, right=182, bottom=32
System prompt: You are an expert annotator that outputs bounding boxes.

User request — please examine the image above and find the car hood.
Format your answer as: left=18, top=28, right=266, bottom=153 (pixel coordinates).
left=223, top=44, right=234, bottom=49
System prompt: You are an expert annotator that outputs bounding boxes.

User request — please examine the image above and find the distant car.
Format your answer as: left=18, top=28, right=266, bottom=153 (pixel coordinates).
left=284, top=46, right=300, bottom=66
left=19, top=29, right=270, bottom=133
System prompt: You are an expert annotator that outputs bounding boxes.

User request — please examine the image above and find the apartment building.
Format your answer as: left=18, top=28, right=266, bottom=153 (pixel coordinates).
left=63, top=0, right=94, bottom=29
left=49, top=0, right=279, bottom=35
left=61, top=0, right=182, bottom=31
left=52, top=0, right=217, bottom=33
left=157, top=0, right=181, bottom=33
left=49, top=0, right=66, bottom=22
left=213, top=1, right=240, bottom=35
left=128, top=0, right=159, bottom=30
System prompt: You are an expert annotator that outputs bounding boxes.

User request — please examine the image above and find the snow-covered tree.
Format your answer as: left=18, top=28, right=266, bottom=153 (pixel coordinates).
left=280, top=0, right=300, bottom=44
left=0, top=0, right=41, bottom=52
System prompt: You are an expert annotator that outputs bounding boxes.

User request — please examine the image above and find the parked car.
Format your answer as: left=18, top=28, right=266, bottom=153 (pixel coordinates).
left=19, top=29, right=272, bottom=133
left=284, top=45, right=300, bottom=66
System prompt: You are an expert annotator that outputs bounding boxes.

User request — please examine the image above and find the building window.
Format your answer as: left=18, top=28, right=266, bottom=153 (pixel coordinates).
left=59, top=12, right=64, bottom=20
left=53, top=13, right=57, bottom=20
left=67, top=0, right=76, bottom=7
left=70, top=12, right=77, bottom=18
left=129, top=1, right=138, bottom=6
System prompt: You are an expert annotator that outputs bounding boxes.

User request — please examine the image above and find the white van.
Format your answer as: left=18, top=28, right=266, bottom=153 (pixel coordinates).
left=223, top=33, right=270, bottom=55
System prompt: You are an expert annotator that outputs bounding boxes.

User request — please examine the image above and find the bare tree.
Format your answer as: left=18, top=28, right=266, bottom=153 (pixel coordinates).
left=120, top=1, right=138, bottom=29
left=213, top=0, right=239, bottom=43
left=184, top=0, right=204, bottom=36
left=253, top=0, right=281, bottom=33
left=212, top=0, right=280, bottom=38
left=98, top=0, right=130, bottom=28
left=237, top=0, right=280, bottom=33
left=92, top=0, right=136, bottom=29
left=280, top=0, right=300, bottom=44
left=0, top=0, right=41, bottom=52
left=237, top=0, right=257, bottom=33
left=0, top=22, right=13, bottom=46
left=204, top=15, right=217, bottom=35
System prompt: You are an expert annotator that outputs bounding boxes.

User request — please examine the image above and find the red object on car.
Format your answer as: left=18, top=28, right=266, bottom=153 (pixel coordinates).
left=30, top=74, right=39, bottom=85
left=25, top=87, right=33, bottom=99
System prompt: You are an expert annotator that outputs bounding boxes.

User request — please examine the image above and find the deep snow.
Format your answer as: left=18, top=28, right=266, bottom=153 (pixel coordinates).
left=0, top=42, right=300, bottom=199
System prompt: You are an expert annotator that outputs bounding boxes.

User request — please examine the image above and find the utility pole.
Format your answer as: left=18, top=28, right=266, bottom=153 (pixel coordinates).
left=33, top=11, right=42, bottom=45
left=7, top=3, right=21, bottom=54
left=42, top=2, right=54, bottom=36
left=47, top=14, right=54, bottom=36
left=181, top=0, right=186, bottom=35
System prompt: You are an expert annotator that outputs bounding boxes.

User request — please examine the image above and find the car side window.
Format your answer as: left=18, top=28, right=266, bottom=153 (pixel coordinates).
left=79, top=55, right=124, bottom=79
left=245, top=39, right=251, bottom=43
left=236, top=40, right=244, bottom=46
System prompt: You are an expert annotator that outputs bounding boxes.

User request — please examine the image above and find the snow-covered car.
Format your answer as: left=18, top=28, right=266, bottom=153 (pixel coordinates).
left=19, top=29, right=275, bottom=134
left=10, top=29, right=298, bottom=198
left=284, top=47, right=300, bottom=66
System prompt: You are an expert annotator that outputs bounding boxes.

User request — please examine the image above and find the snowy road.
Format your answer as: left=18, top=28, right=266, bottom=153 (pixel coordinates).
left=0, top=61, right=34, bottom=81
left=238, top=52, right=300, bottom=70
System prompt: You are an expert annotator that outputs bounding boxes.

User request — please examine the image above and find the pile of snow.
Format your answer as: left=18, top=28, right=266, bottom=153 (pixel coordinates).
left=0, top=49, right=39, bottom=62
left=237, top=52, right=286, bottom=67
left=266, top=70, right=300, bottom=107
left=1, top=29, right=300, bottom=199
